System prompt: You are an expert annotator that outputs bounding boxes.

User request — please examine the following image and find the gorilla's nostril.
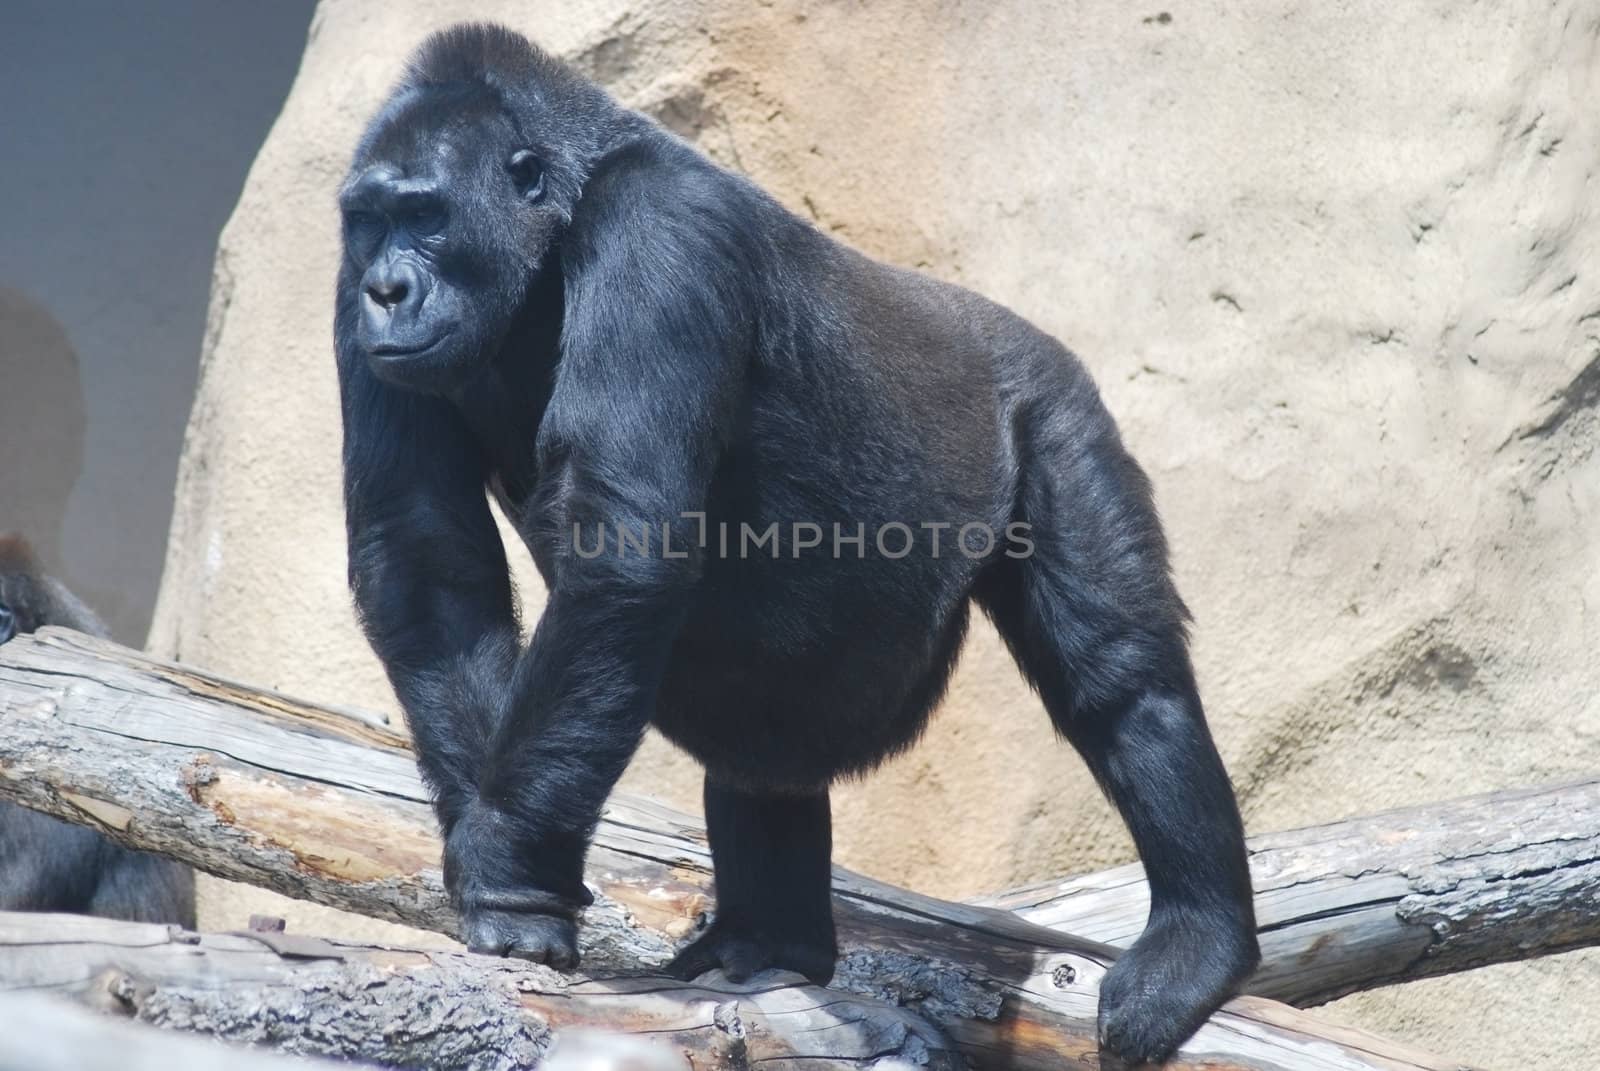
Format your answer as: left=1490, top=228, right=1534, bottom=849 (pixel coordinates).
left=366, top=279, right=409, bottom=310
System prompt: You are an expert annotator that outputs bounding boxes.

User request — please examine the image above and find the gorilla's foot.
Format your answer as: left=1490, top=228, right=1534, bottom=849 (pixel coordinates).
left=461, top=904, right=579, bottom=969
left=665, top=916, right=836, bottom=986
left=1096, top=912, right=1258, bottom=1067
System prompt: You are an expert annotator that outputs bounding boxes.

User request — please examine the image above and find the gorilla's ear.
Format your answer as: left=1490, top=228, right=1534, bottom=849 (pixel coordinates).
left=507, top=150, right=546, bottom=202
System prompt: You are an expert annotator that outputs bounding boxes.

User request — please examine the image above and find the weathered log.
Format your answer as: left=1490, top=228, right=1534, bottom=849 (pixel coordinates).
left=0, top=911, right=945, bottom=1070
left=0, top=628, right=1473, bottom=1071
left=0, top=991, right=348, bottom=1070
left=979, top=778, right=1600, bottom=1006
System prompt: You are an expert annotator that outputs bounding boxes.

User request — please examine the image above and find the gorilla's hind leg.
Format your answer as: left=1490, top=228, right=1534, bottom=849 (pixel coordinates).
left=977, top=420, right=1258, bottom=1065
left=87, top=846, right=197, bottom=927
left=666, top=779, right=836, bottom=985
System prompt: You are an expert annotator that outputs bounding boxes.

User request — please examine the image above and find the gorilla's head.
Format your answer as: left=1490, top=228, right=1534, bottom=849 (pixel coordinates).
left=338, top=25, right=616, bottom=394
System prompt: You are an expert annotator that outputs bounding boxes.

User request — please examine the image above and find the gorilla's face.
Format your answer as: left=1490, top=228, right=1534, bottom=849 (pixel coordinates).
left=339, top=93, right=569, bottom=394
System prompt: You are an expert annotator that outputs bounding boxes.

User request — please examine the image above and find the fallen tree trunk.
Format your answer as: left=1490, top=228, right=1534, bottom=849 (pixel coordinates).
left=978, top=779, right=1600, bottom=1006
left=0, top=911, right=946, bottom=1070
left=0, top=991, right=349, bottom=1071
left=0, top=628, right=1472, bottom=1071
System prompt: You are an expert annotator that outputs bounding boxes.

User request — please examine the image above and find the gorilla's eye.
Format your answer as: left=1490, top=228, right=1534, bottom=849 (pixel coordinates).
left=345, top=210, right=386, bottom=257
left=403, top=201, right=447, bottom=236
left=507, top=149, right=546, bottom=201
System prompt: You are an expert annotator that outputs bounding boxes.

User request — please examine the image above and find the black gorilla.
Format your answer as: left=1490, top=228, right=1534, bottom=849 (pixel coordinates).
left=0, top=535, right=195, bottom=926
left=337, top=24, right=1257, bottom=1064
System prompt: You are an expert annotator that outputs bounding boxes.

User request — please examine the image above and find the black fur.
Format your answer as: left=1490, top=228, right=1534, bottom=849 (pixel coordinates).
left=336, top=24, right=1258, bottom=1064
left=0, top=535, right=196, bottom=927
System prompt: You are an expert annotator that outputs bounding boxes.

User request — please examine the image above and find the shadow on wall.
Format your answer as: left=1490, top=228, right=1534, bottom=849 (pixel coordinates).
left=0, top=288, right=85, bottom=580
left=0, top=1, right=316, bottom=644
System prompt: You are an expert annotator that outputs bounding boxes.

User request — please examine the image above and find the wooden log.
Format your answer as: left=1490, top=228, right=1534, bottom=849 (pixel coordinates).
left=978, top=778, right=1600, bottom=1006
left=0, top=628, right=1473, bottom=1071
left=0, top=991, right=347, bottom=1070
left=0, top=911, right=946, bottom=1070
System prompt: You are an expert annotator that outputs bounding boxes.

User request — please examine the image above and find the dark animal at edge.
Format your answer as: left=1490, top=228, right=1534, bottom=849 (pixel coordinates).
left=0, top=534, right=195, bottom=926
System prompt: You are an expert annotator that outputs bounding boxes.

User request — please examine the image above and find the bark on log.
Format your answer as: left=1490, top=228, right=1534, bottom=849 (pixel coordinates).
left=978, top=778, right=1600, bottom=1006
left=0, top=629, right=1473, bottom=1071
left=0, top=911, right=946, bottom=1070
left=0, top=991, right=349, bottom=1071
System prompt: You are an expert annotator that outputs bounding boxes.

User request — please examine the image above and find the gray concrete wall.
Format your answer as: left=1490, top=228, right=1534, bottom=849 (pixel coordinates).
left=0, top=1, right=314, bottom=641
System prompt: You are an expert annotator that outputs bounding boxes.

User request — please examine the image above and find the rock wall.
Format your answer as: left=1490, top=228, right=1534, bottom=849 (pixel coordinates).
left=150, top=1, right=1600, bottom=1065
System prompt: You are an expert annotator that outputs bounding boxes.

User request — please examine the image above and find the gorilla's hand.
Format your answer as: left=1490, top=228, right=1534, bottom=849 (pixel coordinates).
left=443, top=804, right=592, bottom=969
left=1096, top=910, right=1257, bottom=1067
left=462, top=903, right=579, bottom=968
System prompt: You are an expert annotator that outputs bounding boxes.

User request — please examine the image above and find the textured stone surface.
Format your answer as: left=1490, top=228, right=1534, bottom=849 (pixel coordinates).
left=150, top=1, right=1600, bottom=1065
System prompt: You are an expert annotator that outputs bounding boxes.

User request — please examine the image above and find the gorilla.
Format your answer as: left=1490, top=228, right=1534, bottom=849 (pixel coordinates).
left=336, top=24, right=1257, bottom=1064
left=0, top=534, right=195, bottom=926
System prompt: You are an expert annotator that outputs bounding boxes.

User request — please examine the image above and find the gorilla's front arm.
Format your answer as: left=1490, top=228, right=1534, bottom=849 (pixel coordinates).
left=336, top=314, right=518, bottom=818
left=338, top=149, right=743, bottom=961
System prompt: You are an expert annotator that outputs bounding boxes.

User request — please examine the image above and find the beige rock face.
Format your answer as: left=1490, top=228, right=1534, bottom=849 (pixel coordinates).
left=151, top=1, right=1600, bottom=1064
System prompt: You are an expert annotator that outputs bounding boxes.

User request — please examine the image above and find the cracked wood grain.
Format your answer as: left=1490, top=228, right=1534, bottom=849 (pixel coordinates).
left=0, top=912, right=945, bottom=1070
left=0, top=991, right=350, bottom=1070
left=0, top=628, right=1474, bottom=1071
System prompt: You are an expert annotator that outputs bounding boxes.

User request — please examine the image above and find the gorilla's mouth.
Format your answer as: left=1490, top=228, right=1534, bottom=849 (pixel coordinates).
left=370, top=327, right=454, bottom=360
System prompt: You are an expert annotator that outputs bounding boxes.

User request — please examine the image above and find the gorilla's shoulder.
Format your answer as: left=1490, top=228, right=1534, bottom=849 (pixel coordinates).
left=567, top=135, right=780, bottom=272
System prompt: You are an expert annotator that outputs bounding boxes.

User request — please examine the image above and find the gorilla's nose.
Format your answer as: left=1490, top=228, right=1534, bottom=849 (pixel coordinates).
left=367, top=275, right=407, bottom=310
left=363, top=260, right=425, bottom=317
